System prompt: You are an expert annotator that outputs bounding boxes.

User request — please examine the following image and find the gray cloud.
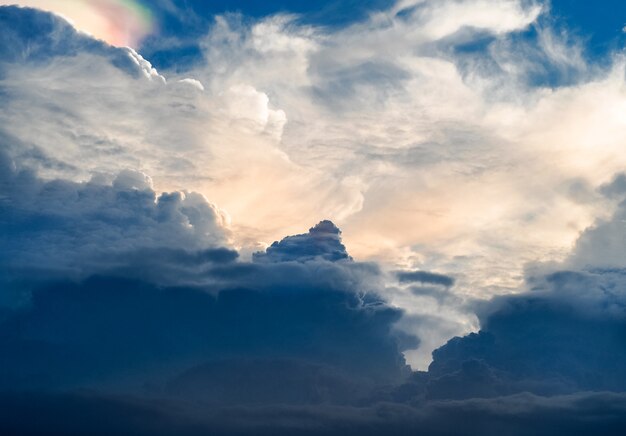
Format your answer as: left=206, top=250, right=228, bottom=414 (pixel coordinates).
left=253, top=220, right=352, bottom=263
left=600, top=173, right=626, bottom=200
left=0, top=149, right=229, bottom=305
left=397, top=270, right=455, bottom=288
left=3, top=391, right=626, bottom=435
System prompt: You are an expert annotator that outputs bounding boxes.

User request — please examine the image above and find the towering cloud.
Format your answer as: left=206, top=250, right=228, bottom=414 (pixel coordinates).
left=409, top=180, right=626, bottom=401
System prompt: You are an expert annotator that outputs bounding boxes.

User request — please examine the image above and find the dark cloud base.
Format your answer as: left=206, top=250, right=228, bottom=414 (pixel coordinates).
left=3, top=252, right=626, bottom=435
left=2, top=391, right=626, bottom=436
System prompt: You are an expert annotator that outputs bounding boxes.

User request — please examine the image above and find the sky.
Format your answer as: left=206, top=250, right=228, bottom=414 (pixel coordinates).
left=2, top=1, right=626, bottom=434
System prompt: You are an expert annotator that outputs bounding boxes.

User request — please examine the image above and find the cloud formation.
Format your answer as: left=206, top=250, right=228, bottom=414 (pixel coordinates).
left=0, top=148, right=229, bottom=304
left=4, top=2, right=625, bottom=320
left=3, top=0, right=626, bottom=371
left=253, top=220, right=352, bottom=263
left=2, top=4, right=626, bottom=434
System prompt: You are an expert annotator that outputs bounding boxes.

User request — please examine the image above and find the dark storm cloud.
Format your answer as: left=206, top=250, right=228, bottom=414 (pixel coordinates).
left=166, top=358, right=368, bottom=405
left=422, top=268, right=626, bottom=400
left=0, top=273, right=411, bottom=392
left=5, top=169, right=626, bottom=434
left=3, top=391, right=626, bottom=436
left=0, top=133, right=419, bottom=428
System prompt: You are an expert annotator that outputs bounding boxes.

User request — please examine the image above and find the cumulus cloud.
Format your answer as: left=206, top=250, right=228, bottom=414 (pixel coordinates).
left=0, top=6, right=364, bottom=257
left=0, top=137, right=414, bottom=395
left=3, top=4, right=626, bottom=434
left=168, top=0, right=626, bottom=330
left=0, top=149, right=230, bottom=304
left=5, top=3, right=622, bottom=326
left=253, top=220, right=352, bottom=263
left=414, top=190, right=626, bottom=401
left=566, top=187, right=626, bottom=270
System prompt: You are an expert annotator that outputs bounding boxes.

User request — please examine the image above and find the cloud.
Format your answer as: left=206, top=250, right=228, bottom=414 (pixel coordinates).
left=566, top=192, right=626, bottom=270
left=0, top=147, right=412, bottom=396
left=0, top=271, right=413, bottom=391
left=4, top=3, right=622, bottom=326
left=394, top=0, right=542, bottom=40
left=0, top=6, right=365, bottom=257
left=397, top=270, right=455, bottom=288
left=3, top=391, right=626, bottom=435
left=3, top=7, right=626, bottom=435
left=0, top=149, right=230, bottom=304
left=1, top=1, right=156, bottom=47
left=253, top=220, right=352, bottom=263
left=417, top=196, right=626, bottom=400
left=599, top=173, right=626, bottom=200
left=0, top=156, right=414, bottom=392
left=177, top=0, right=626, bottom=320
left=0, top=6, right=156, bottom=77
left=0, top=114, right=417, bottom=421
left=166, top=358, right=368, bottom=406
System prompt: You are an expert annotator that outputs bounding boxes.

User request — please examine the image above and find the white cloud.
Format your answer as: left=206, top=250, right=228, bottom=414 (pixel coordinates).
left=178, top=78, right=205, bottom=91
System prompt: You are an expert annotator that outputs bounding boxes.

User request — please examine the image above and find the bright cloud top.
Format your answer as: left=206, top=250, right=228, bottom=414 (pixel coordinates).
left=2, top=0, right=155, bottom=46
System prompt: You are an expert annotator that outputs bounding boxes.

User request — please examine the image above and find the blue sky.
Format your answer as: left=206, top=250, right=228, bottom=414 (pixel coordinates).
left=141, top=0, right=626, bottom=70
left=550, top=0, right=626, bottom=54
left=142, top=0, right=396, bottom=70
left=178, top=0, right=395, bottom=24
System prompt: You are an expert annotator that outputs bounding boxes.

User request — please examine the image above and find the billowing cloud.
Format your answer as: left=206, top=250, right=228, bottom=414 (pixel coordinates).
left=3, top=3, right=619, bottom=309
left=3, top=3, right=626, bottom=434
left=0, top=137, right=414, bottom=393
left=253, top=220, right=352, bottom=263
left=0, top=148, right=230, bottom=305
left=409, top=187, right=626, bottom=401
left=0, top=6, right=362, bottom=258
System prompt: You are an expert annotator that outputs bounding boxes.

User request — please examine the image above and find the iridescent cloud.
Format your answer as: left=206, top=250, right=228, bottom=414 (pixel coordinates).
left=2, top=0, right=155, bottom=46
